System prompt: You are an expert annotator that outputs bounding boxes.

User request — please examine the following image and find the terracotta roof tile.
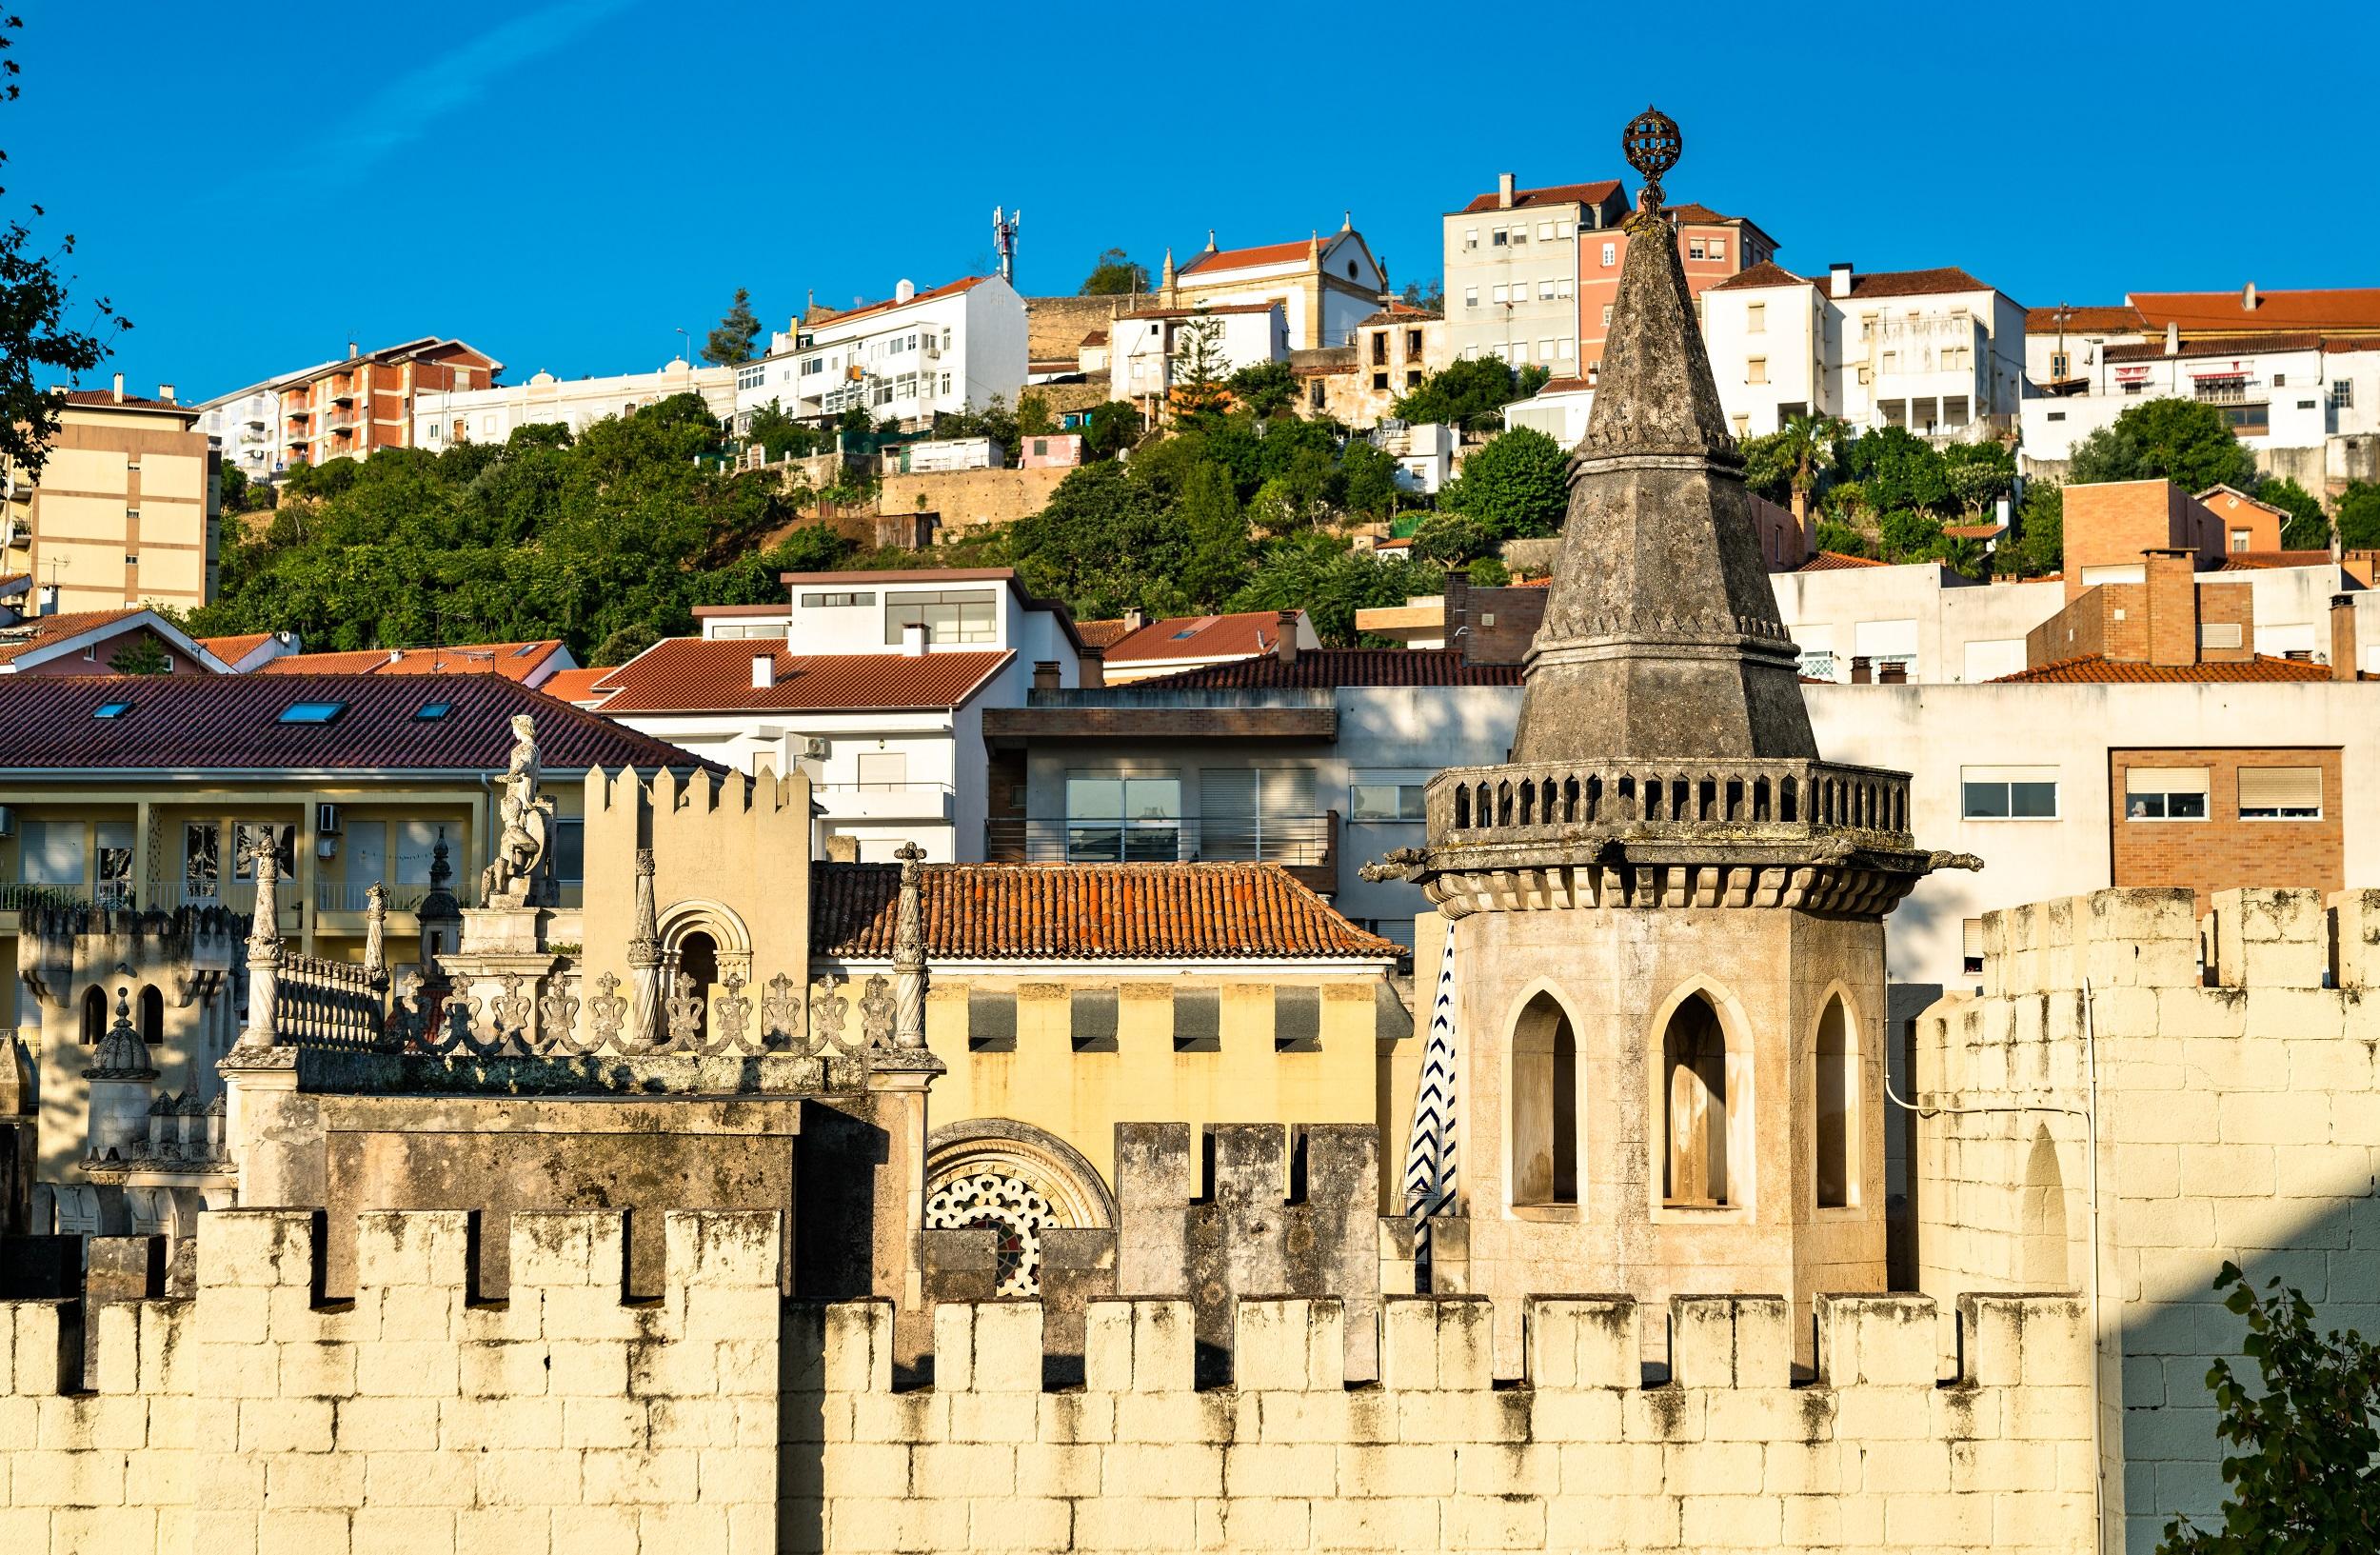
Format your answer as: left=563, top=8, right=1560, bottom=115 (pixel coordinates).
left=811, top=862, right=1399, bottom=962
left=1457, top=180, right=1623, bottom=214
left=538, top=667, right=619, bottom=705
left=62, top=389, right=194, bottom=415
left=1992, top=654, right=2340, bottom=685
left=2129, top=288, right=2380, bottom=335
left=1796, top=551, right=1888, bottom=571
left=1709, top=261, right=1810, bottom=293
left=198, top=632, right=275, bottom=665
left=2101, top=332, right=2334, bottom=364
left=1119, top=302, right=1281, bottom=320
left=1073, top=619, right=1135, bottom=649
left=1180, top=239, right=1319, bottom=274
left=592, top=638, right=1010, bottom=713
left=2214, top=550, right=2339, bottom=571
left=1134, top=649, right=1520, bottom=689
left=255, top=640, right=566, bottom=682
left=1103, top=610, right=1299, bottom=664
left=2026, top=305, right=2146, bottom=334
left=811, top=276, right=991, bottom=329
left=0, top=673, right=706, bottom=770
left=0, top=609, right=145, bottom=665
left=1712, top=263, right=1997, bottom=300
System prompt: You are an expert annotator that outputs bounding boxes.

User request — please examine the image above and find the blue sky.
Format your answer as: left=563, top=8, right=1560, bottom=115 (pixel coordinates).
left=22, top=0, right=2378, bottom=403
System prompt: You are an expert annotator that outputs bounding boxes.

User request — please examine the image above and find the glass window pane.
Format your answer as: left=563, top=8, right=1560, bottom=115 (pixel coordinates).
left=1121, top=826, right=1179, bottom=863
left=184, top=824, right=220, bottom=893
left=2010, top=782, right=2057, bottom=818
left=1351, top=784, right=1399, bottom=821
left=1122, top=779, right=1180, bottom=820
left=396, top=821, right=442, bottom=886
left=2169, top=792, right=2207, bottom=820
left=1066, top=778, right=1123, bottom=819
left=1961, top=782, right=2009, bottom=819
left=1067, top=825, right=1121, bottom=863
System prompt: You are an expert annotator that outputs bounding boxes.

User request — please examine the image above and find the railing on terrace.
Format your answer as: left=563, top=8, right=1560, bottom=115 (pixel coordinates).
left=1426, top=758, right=1913, bottom=847
left=272, top=953, right=387, bottom=1050
left=0, top=882, right=135, bottom=912
left=984, top=813, right=1336, bottom=867
left=1024, top=687, right=1337, bottom=710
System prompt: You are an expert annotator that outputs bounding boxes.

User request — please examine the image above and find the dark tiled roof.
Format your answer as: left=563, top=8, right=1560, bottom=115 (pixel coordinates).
left=1457, top=180, right=1622, bottom=215
left=593, top=638, right=1010, bottom=713
left=2100, top=332, right=2335, bottom=365
left=811, top=862, right=1400, bottom=962
left=1133, top=649, right=1521, bottom=689
left=0, top=674, right=708, bottom=770
left=1993, top=654, right=2339, bottom=685
left=2026, top=305, right=2146, bottom=334
left=1712, top=264, right=1996, bottom=300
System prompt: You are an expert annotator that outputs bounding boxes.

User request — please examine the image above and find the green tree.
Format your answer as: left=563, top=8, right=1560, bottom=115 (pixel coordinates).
left=1409, top=510, right=1495, bottom=567
left=1877, top=508, right=1946, bottom=565
left=1080, top=248, right=1148, bottom=296
left=1393, top=357, right=1547, bottom=433
left=701, top=288, right=763, bottom=366
left=0, top=15, right=128, bottom=483
left=747, top=399, right=827, bottom=461
left=1838, top=426, right=1953, bottom=515
left=1016, top=393, right=1058, bottom=440
left=1994, top=482, right=2065, bottom=578
left=1741, top=412, right=1851, bottom=513
left=2068, top=397, right=2258, bottom=492
left=2158, top=1262, right=2380, bottom=1554
left=508, top=422, right=573, bottom=451
left=1398, top=279, right=1445, bottom=312
left=1441, top=427, right=1569, bottom=539
left=107, top=635, right=171, bottom=675
left=1339, top=441, right=1400, bottom=520
left=2338, top=481, right=2380, bottom=550
left=1813, top=518, right=1870, bottom=559
left=1006, top=460, right=1192, bottom=621
left=2256, top=477, right=2330, bottom=550
left=1940, top=439, right=2016, bottom=518
left=218, top=464, right=252, bottom=513
left=1226, top=360, right=1297, bottom=418
left=1176, top=460, right=1249, bottom=609
left=1082, top=401, right=1143, bottom=461
left=1169, top=314, right=1233, bottom=418
left=1228, top=533, right=1441, bottom=647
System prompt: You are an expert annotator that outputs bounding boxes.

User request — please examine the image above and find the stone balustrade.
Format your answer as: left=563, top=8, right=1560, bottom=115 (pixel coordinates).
left=1427, top=757, right=1914, bottom=849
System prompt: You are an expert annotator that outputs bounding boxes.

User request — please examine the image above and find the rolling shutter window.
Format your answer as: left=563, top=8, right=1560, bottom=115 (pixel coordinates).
left=1200, top=769, right=1257, bottom=860
left=967, top=987, right=1017, bottom=1052
left=1071, top=988, right=1119, bottom=1053
left=1173, top=987, right=1220, bottom=1053
left=2238, top=767, right=2321, bottom=818
left=1961, top=919, right=1984, bottom=960
left=2127, top=768, right=2209, bottom=796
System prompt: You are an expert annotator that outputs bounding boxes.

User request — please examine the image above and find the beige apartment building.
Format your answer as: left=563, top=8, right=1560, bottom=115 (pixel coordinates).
left=2, top=376, right=219, bottom=614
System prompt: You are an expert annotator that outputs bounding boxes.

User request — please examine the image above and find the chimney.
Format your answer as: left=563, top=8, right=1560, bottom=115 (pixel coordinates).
left=901, top=622, right=927, bottom=657
left=1032, top=659, right=1061, bottom=691
left=1497, top=172, right=1516, bottom=210
left=2331, top=592, right=2359, bottom=681
left=347, top=341, right=359, bottom=359
left=1849, top=655, right=1873, bottom=684
left=823, top=834, right=860, bottom=864
left=1122, top=606, right=1145, bottom=632
left=2165, top=322, right=2180, bottom=356
left=1829, top=262, right=1854, bottom=299
left=2143, top=548, right=2199, bottom=667
left=1274, top=610, right=1299, bottom=666
left=157, top=384, right=175, bottom=404
left=751, top=652, right=776, bottom=689
left=1077, top=645, right=1105, bottom=688
left=895, top=278, right=916, bottom=303
left=2243, top=282, right=2257, bottom=312
left=110, top=371, right=125, bottom=403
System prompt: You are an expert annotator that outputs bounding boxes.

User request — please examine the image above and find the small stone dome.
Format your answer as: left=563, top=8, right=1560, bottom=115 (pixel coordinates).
left=82, top=989, right=157, bottom=1081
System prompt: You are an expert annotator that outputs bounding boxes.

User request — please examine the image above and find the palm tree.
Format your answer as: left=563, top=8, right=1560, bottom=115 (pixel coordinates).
left=1775, top=412, right=1851, bottom=525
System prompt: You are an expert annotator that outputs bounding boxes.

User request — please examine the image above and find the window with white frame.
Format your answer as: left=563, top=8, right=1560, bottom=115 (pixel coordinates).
left=1600, top=242, right=1616, bottom=267
left=2124, top=767, right=2209, bottom=821
left=1064, top=774, right=1180, bottom=862
left=1463, top=227, right=1478, bottom=249
left=1537, top=280, right=1556, bottom=302
left=1539, top=339, right=1557, bottom=360
left=1492, top=228, right=1508, bottom=247
left=1349, top=779, right=1428, bottom=822
left=2237, top=766, right=2322, bottom=820
left=1960, top=767, right=2058, bottom=820
left=1709, top=237, right=1725, bottom=261
left=1464, top=288, right=1479, bottom=309
left=1492, top=285, right=1509, bottom=304
left=1747, top=303, right=1765, bottom=332
left=2332, top=380, right=2355, bottom=408
left=1687, top=238, right=1706, bottom=260
left=1747, top=358, right=1768, bottom=385
left=1556, top=278, right=1572, bottom=299
left=1601, top=305, right=1614, bottom=326
left=1555, top=221, right=1574, bottom=239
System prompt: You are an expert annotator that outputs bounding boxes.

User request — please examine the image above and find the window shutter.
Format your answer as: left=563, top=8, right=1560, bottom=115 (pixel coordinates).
left=1961, top=918, right=1983, bottom=959
left=1200, top=769, right=1257, bottom=859
left=2238, top=767, right=2321, bottom=811
left=2126, top=767, right=2209, bottom=796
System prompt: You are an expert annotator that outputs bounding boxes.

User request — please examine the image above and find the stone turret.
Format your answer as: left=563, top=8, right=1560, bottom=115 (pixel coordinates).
left=1389, top=110, right=1974, bottom=1371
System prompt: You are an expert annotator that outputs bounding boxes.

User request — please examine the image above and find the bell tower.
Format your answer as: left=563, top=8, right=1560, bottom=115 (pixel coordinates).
left=1391, top=109, right=1973, bottom=1370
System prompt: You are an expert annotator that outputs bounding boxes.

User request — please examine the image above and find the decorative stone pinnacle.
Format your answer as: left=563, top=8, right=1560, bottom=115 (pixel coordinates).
left=1622, top=104, right=1681, bottom=220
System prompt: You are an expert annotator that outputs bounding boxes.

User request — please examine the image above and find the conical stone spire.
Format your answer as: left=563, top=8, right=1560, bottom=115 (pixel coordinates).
left=1512, top=108, right=1815, bottom=764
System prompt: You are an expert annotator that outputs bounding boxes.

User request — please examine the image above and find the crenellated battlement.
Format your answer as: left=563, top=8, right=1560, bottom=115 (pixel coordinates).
left=0, top=1206, right=2094, bottom=1551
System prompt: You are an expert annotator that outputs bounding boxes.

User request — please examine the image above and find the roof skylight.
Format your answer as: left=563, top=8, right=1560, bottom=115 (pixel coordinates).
left=277, top=700, right=347, bottom=725
left=416, top=700, right=452, bottom=721
left=93, top=701, right=133, bottom=719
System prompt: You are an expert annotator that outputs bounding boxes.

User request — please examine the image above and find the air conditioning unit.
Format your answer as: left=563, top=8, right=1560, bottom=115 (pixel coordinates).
left=802, top=737, right=831, bottom=762
left=0, top=805, right=14, bottom=838
left=315, top=803, right=342, bottom=835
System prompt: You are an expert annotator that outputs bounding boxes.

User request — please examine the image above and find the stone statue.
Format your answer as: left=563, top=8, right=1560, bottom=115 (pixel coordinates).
left=479, top=714, right=556, bottom=908
left=892, top=840, right=928, bottom=1048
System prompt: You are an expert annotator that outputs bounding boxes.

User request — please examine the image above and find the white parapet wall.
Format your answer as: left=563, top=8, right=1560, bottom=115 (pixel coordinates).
left=1, top=1204, right=2093, bottom=1553
left=1915, top=885, right=2380, bottom=1555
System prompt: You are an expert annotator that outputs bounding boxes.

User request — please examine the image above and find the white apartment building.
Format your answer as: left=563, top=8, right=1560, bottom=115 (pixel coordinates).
left=578, top=568, right=1087, bottom=862
left=2022, top=304, right=2147, bottom=391
left=1699, top=262, right=2028, bottom=442
left=193, top=383, right=286, bottom=485
left=2019, top=333, right=2380, bottom=486
left=732, top=276, right=1028, bottom=432
left=1107, top=303, right=1288, bottom=409
left=1441, top=175, right=1621, bottom=367
left=411, top=361, right=736, bottom=448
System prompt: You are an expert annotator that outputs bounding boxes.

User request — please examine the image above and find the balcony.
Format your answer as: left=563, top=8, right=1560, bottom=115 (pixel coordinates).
left=984, top=811, right=1340, bottom=895
left=0, top=882, right=135, bottom=913
left=812, top=782, right=954, bottom=822
left=1426, top=757, right=1914, bottom=850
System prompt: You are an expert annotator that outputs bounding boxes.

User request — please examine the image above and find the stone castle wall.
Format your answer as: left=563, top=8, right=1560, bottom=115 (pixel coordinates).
left=1914, top=885, right=2380, bottom=1553
left=3, top=1206, right=2093, bottom=1553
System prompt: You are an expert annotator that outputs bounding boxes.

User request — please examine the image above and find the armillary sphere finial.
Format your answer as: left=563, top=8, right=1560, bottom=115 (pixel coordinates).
left=1621, top=105, right=1682, bottom=220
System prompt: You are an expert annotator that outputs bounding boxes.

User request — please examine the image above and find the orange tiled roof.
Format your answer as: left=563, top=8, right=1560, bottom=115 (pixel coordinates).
left=2215, top=550, right=2339, bottom=571
left=1712, top=264, right=1995, bottom=301
left=198, top=632, right=275, bottom=664
left=2129, top=288, right=2380, bottom=335
left=1072, top=619, right=1135, bottom=649
left=0, top=608, right=143, bottom=665
left=1136, top=649, right=1521, bottom=689
left=1993, top=654, right=2340, bottom=685
left=2026, top=305, right=2147, bottom=334
left=814, top=276, right=991, bottom=328
left=1181, top=238, right=1324, bottom=274
left=1797, top=551, right=1887, bottom=571
left=1103, top=610, right=1299, bottom=664
left=63, top=389, right=195, bottom=415
left=255, top=641, right=565, bottom=682
left=538, top=666, right=618, bottom=705
left=811, top=861, right=1400, bottom=962
left=592, top=638, right=1010, bottom=713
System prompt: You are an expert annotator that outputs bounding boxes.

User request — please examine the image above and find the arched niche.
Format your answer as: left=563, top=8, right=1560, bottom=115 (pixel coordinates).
left=923, top=1119, right=1117, bottom=1298
left=1506, top=987, right=1580, bottom=1208
left=1647, top=978, right=1755, bottom=1215
left=1813, top=987, right=1858, bottom=1210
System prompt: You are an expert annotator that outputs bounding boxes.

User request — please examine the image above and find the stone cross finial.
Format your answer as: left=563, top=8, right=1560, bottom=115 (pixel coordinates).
left=892, top=841, right=928, bottom=1048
